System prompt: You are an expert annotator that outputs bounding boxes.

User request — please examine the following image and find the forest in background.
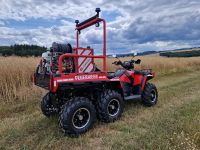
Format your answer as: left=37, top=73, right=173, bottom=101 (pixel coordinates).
left=0, top=45, right=46, bottom=56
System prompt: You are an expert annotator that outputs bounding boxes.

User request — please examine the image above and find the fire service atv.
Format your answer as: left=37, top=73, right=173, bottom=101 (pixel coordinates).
left=33, top=8, right=158, bottom=135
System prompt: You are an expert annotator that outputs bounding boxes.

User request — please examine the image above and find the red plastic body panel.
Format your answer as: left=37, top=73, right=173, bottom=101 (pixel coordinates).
left=134, top=74, right=143, bottom=85
left=51, top=72, right=109, bottom=92
left=119, top=70, right=142, bottom=85
left=116, top=70, right=155, bottom=92
left=141, top=72, right=155, bottom=90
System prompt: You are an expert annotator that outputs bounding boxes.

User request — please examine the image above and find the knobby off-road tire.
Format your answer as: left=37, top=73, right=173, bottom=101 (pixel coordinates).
left=59, top=97, right=96, bottom=135
left=41, top=92, right=59, bottom=117
left=97, top=89, right=124, bottom=122
left=41, top=92, right=53, bottom=117
left=142, top=83, right=158, bottom=107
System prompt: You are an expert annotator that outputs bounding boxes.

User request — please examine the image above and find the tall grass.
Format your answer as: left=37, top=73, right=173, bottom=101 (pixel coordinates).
left=0, top=56, right=200, bottom=102
left=0, top=57, right=39, bottom=102
left=105, top=56, right=200, bottom=75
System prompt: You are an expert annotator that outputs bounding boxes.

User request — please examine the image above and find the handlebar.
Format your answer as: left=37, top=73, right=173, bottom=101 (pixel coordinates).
left=112, top=59, right=141, bottom=70
left=112, top=61, right=122, bottom=65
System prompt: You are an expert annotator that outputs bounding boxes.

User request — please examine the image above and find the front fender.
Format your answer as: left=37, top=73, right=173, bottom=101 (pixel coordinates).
left=141, top=72, right=155, bottom=90
left=147, top=72, right=155, bottom=80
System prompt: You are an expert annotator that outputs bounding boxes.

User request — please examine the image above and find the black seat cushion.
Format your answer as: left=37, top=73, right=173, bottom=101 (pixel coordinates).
left=108, top=69, right=125, bottom=79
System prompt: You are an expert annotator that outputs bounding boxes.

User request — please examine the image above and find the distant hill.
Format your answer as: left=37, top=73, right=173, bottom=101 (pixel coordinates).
left=161, top=47, right=200, bottom=53
left=107, top=47, right=200, bottom=58
left=107, top=51, right=158, bottom=57
left=159, top=47, right=200, bottom=57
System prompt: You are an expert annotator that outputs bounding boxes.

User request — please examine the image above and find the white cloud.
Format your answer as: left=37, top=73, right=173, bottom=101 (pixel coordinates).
left=133, top=41, right=192, bottom=51
left=0, top=0, right=102, bottom=21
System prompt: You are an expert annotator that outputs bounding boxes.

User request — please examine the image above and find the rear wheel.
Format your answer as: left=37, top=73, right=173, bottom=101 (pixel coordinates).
left=41, top=92, right=57, bottom=117
left=97, top=89, right=124, bottom=122
left=59, top=97, right=96, bottom=135
left=142, top=83, right=158, bottom=106
left=41, top=93, right=51, bottom=117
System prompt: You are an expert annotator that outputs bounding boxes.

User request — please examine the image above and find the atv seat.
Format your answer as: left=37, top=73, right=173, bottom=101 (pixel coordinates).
left=108, top=69, right=152, bottom=79
left=134, top=69, right=152, bottom=75
left=107, top=69, right=125, bottom=79
left=107, top=72, right=115, bottom=79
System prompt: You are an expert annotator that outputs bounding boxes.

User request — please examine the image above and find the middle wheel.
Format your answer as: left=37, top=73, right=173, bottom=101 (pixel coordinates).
left=97, top=89, right=124, bottom=122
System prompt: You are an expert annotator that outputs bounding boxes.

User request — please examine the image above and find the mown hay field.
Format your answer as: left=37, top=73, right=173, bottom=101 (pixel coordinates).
left=0, top=56, right=200, bottom=150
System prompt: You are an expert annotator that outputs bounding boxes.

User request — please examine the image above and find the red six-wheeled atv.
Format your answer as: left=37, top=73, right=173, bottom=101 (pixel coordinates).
left=33, top=8, right=158, bottom=136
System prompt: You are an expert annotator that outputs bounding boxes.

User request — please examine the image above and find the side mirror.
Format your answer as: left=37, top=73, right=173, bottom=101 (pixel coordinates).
left=135, top=59, right=141, bottom=64
left=134, top=52, right=137, bottom=56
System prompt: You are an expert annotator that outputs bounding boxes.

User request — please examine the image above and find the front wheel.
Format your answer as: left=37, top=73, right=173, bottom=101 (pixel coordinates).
left=59, top=97, right=96, bottom=135
left=142, top=83, right=158, bottom=107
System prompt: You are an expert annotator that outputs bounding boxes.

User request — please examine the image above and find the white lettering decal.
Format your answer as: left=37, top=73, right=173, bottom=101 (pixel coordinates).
left=75, top=74, right=98, bottom=80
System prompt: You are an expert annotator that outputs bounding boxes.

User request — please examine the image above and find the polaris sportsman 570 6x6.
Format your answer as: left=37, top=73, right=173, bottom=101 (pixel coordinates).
left=33, top=8, right=158, bottom=135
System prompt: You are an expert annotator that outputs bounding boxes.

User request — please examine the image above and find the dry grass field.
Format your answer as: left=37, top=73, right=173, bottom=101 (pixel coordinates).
left=0, top=56, right=200, bottom=150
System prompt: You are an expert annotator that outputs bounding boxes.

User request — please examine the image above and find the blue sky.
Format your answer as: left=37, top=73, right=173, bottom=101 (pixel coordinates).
left=0, top=0, right=200, bottom=54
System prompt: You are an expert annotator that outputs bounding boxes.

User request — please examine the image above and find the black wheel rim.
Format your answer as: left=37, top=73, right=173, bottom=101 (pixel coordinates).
left=150, top=89, right=157, bottom=103
left=72, top=108, right=90, bottom=129
left=107, top=99, right=120, bottom=117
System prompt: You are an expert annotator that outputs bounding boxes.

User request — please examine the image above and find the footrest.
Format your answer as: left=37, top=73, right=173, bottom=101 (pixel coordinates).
left=124, top=95, right=141, bottom=101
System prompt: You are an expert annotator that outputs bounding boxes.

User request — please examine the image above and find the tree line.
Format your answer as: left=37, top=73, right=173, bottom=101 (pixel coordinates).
left=0, top=44, right=47, bottom=56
